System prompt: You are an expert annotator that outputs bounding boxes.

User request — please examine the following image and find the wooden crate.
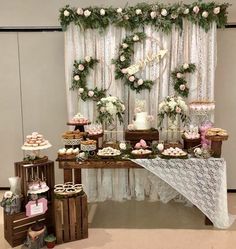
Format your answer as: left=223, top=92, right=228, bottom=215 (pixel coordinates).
left=125, top=129, right=159, bottom=147
left=4, top=206, right=52, bottom=247
left=14, top=160, right=55, bottom=203
left=54, top=194, right=88, bottom=244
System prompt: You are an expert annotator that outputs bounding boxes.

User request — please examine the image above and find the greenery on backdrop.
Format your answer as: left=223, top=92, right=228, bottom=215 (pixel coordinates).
left=59, top=1, right=229, bottom=33
left=171, top=63, right=196, bottom=98
left=71, top=56, right=106, bottom=101
left=113, top=32, right=155, bottom=93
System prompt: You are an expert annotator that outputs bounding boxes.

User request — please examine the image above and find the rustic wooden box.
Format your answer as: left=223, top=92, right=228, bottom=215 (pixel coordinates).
left=14, top=160, right=55, bottom=203
left=54, top=194, right=88, bottom=244
left=125, top=129, right=159, bottom=147
left=4, top=206, right=52, bottom=247
left=182, top=137, right=201, bottom=150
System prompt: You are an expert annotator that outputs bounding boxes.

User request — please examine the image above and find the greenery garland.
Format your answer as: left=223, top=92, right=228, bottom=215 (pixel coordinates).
left=59, top=2, right=229, bottom=33
left=171, top=63, right=196, bottom=98
left=113, top=32, right=155, bottom=93
left=71, top=57, right=106, bottom=101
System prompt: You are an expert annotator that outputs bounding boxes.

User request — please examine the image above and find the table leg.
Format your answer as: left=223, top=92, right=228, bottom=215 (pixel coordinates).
left=74, top=169, right=82, bottom=184
left=64, top=169, right=73, bottom=183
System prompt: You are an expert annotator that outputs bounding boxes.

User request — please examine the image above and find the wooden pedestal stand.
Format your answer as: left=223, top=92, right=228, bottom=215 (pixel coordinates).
left=205, top=135, right=228, bottom=158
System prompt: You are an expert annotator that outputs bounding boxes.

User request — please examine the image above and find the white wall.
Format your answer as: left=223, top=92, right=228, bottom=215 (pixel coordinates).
left=0, top=0, right=235, bottom=188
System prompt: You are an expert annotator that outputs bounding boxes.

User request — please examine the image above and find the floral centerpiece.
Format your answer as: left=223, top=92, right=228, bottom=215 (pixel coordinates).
left=158, top=96, right=189, bottom=128
left=0, top=191, right=21, bottom=214
left=96, top=96, right=125, bottom=126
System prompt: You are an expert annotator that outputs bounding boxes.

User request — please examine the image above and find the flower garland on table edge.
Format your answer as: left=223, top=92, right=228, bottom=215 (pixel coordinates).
left=71, top=56, right=106, bottom=102
left=59, top=2, right=230, bottom=33
left=171, top=63, right=196, bottom=98
left=113, top=32, right=154, bottom=93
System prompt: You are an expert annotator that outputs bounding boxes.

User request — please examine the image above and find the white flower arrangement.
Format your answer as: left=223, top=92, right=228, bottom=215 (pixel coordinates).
left=150, top=11, right=157, bottom=19
left=84, top=9, right=91, bottom=17
left=100, top=9, right=106, bottom=16
left=161, top=9, right=168, bottom=17
left=158, top=96, right=189, bottom=128
left=77, top=8, right=83, bottom=15
left=96, top=96, right=125, bottom=125
left=117, top=8, right=122, bottom=14
left=64, top=10, right=70, bottom=16
left=135, top=9, right=142, bottom=15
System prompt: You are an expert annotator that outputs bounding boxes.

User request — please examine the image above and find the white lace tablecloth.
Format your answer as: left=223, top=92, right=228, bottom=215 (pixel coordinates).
left=132, top=158, right=235, bottom=229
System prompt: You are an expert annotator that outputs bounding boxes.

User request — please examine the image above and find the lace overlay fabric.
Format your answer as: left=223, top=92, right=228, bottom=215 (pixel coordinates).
left=132, top=158, right=235, bottom=229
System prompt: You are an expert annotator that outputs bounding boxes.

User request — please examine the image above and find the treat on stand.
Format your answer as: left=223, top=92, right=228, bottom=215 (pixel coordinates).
left=130, top=100, right=154, bottom=130
left=62, top=131, right=84, bottom=147
left=199, top=121, right=213, bottom=149
left=28, top=178, right=49, bottom=194
left=22, top=132, right=51, bottom=150
left=69, top=113, right=90, bottom=125
left=54, top=183, right=84, bottom=196
left=189, top=101, right=215, bottom=113
left=205, top=128, right=229, bottom=158
left=97, top=147, right=121, bottom=157
left=80, top=140, right=97, bottom=152
left=182, top=125, right=201, bottom=150
left=134, top=139, right=148, bottom=149
left=58, top=148, right=79, bottom=159
left=162, top=147, right=187, bottom=158
left=84, top=124, right=103, bottom=136
left=131, top=149, right=152, bottom=158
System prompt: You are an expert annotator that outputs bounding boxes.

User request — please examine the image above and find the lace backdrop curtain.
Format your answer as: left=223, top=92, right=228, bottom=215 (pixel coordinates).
left=64, top=22, right=216, bottom=202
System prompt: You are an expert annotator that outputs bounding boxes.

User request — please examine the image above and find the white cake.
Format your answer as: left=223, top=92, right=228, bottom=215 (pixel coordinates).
left=134, top=112, right=151, bottom=130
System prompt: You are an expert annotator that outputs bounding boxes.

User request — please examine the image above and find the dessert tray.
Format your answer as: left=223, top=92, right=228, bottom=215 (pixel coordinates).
left=205, top=128, right=228, bottom=141
left=28, top=186, right=49, bottom=195
left=131, top=149, right=152, bottom=158
left=97, top=147, right=121, bottom=158
left=54, top=183, right=84, bottom=196
left=21, top=144, right=52, bottom=151
left=161, top=147, right=188, bottom=159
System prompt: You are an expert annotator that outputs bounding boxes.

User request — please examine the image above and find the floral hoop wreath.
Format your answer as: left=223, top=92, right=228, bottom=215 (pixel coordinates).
left=71, top=56, right=110, bottom=101
left=171, top=63, right=196, bottom=98
left=113, top=32, right=168, bottom=93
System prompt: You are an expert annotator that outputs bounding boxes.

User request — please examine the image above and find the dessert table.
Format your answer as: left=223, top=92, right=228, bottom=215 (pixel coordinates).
left=57, top=157, right=235, bottom=229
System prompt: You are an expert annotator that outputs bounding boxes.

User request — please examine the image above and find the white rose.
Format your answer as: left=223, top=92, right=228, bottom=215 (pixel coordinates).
left=194, top=148, right=202, bottom=155
left=117, top=8, right=122, bottom=13
left=133, top=35, right=139, bottom=41
left=169, top=100, right=177, bottom=111
left=100, top=106, right=106, bottom=113
left=161, top=9, right=168, bottom=17
left=122, top=43, right=128, bottom=49
left=150, top=11, right=157, bottom=19
left=77, top=8, right=83, bottom=15
left=193, top=6, right=200, bottom=14
left=74, top=75, right=80, bottom=81
left=84, top=9, right=91, bottom=17
left=78, top=88, right=84, bottom=93
left=137, top=79, right=143, bottom=85
left=64, top=10, right=70, bottom=17
left=171, top=14, right=178, bottom=19
left=124, top=15, right=129, bottom=20
left=106, top=102, right=117, bottom=115
left=176, top=72, right=183, bottom=78
left=120, top=55, right=126, bottom=62
left=119, top=142, right=127, bottom=150
left=213, top=7, right=220, bottom=15
left=85, top=56, right=91, bottom=62
left=121, top=104, right=125, bottom=111
left=157, top=143, right=164, bottom=151
left=100, top=9, right=106, bottom=16
left=183, top=8, right=189, bottom=14
left=136, top=9, right=142, bottom=15
left=202, top=11, right=209, bottom=18
left=179, top=84, right=186, bottom=91
left=4, top=191, right=13, bottom=199
left=78, top=64, right=84, bottom=71
left=129, top=76, right=135, bottom=82
left=88, top=90, right=94, bottom=97
left=183, top=63, right=189, bottom=69
left=121, top=68, right=128, bottom=74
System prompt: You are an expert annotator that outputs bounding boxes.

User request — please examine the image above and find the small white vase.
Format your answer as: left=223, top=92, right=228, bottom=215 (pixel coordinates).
left=8, top=177, right=21, bottom=196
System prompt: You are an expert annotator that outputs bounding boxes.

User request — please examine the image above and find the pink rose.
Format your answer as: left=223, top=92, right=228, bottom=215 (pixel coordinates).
left=176, top=106, right=182, bottom=113
left=179, top=84, right=186, bottom=91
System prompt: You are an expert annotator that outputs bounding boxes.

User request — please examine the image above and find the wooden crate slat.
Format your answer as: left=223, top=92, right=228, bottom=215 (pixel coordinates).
left=75, top=196, right=82, bottom=240
left=81, top=195, right=88, bottom=238
left=62, top=199, right=70, bottom=242
left=55, top=199, right=63, bottom=244
left=64, top=168, right=73, bottom=182
left=69, top=197, right=76, bottom=241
